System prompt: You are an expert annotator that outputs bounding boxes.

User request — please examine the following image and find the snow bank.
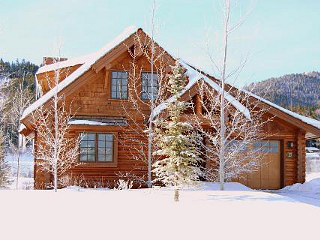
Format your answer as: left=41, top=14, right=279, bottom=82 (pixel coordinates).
left=1, top=184, right=320, bottom=240
left=201, top=182, right=253, bottom=191
left=21, top=26, right=138, bottom=121
left=282, top=178, right=320, bottom=192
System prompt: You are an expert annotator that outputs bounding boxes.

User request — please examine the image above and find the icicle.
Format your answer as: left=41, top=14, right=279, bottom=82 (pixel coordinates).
left=18, top=133, right=26, bottom=153
left=35, top=75, right=43, bottom=100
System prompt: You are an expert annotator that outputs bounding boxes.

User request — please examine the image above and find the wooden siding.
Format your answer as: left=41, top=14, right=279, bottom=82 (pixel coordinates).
left=37, top=64, right=82, bottom=94
left=30, top=30, right=310, bottom=190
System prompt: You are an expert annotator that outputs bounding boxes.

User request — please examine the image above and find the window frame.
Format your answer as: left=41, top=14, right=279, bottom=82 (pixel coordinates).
left=110, top=71, right=128, bottom=99
left=78, top=132, right=118, bottom=168
left=141, top=72, right=159, bottom=100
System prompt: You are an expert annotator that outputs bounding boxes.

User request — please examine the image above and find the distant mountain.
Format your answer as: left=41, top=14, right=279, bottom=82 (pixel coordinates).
left=248, top=71, right=320, bottom=108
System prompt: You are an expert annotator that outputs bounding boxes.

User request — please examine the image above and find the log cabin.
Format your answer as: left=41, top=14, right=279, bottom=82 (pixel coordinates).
left=20, top=26, right=320, bottom=190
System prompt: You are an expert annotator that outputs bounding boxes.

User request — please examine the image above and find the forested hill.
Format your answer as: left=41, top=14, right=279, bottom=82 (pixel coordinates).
left=247, top=71, right=320, bottom=119
left=0, top=59, right=38, bottom=82
left=0, top=59, right=39, bottom=145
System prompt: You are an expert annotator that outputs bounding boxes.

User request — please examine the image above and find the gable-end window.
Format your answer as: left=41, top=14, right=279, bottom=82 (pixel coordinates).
left=141, top=72, right=158, bottom=100
left=111, top=71, right=128, bottom=99
left=80, top=133, right=114, bottom=162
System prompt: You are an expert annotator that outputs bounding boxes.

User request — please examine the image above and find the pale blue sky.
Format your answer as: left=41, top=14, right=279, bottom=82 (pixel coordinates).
left=1, top=0, right=319, bottom=86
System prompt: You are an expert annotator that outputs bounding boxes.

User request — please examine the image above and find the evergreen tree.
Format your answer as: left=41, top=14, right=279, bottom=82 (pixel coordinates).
left=152, top=61, right=202, bottom=201
left=0, top=130, right=10, bottom=188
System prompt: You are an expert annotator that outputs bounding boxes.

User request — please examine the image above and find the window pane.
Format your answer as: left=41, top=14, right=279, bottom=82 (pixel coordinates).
left=253, top=142, right=261, bottom=149
left=87, top=155, right=95, bottom=162
left=105, top=154, right=113, bottom=162
left=87, top=141, right=95, bottom=148
left=270, top=141, right=278, bottom=147
left=98, top=148, right=105, bottom=154
left=80, top=154, right=87, bottom=161
left=98, top=134, right=105, bottom=141
left=270, top=147, right=278, bottom=153
left=81, top=133, right=88, bottom=140
left=106, top=134, right=113, bottom=141
left=111, top=71, right=128, bottom=99
left=98, top=155, right=106, bottom=162
left=87, top=134, right=95, bottom=141
left=80, top=141, right=87, bottom=147
left=98, top=141, right=105, bottom=147
left=106, top=148, right=113, bottom=155
left=141, top=73, right=159, bottom=100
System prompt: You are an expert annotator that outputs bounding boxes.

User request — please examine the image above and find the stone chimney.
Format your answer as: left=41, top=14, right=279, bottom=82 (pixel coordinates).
left=42, top=57, right=68, bottom=66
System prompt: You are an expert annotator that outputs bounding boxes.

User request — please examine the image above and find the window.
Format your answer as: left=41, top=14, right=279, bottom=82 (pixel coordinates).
left=253, top=141, right=279, bottom=153
left=226, top=140, right=248, bottom=152
left=111, top=71, right=128, bottom=99
left=141, top=72, right=158, bottom=100
left=80, top=133, right=114, bottom=162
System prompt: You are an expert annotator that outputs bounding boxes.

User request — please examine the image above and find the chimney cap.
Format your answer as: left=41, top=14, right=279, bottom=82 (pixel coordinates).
left=43, top=57, right=68, bottom=66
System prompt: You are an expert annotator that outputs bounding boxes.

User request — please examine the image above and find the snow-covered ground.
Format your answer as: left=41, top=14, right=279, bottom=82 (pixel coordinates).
left=5, top=152, right=34, bottom=176
left=1, top=182, right=320, bottom=240
left=272, top=178, right=320, bottom=208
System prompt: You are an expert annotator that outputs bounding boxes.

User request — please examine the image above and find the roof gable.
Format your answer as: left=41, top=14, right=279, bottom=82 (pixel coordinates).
left=21, top=26, right=320, bottom=138
left=21, top=26, right=139, bottom=121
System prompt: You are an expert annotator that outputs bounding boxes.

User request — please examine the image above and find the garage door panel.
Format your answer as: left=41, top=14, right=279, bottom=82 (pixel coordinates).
left=245, top=140, right=281, bottom=190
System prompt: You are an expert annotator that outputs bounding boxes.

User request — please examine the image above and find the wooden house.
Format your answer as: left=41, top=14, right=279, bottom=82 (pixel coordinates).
left=20, top=26, right=320, bottom=190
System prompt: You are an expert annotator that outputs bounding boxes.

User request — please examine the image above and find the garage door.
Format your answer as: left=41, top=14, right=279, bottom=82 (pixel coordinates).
left=241, top=140, right=281, bottom=190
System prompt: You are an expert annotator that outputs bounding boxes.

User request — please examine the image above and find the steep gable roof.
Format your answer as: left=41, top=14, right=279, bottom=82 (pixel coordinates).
left=151, top=61, right=320, bottom=138
left=21, top=26, right=139, bottom=121
left=150, top=60, right=251, bottom=121
left=21, top=26, right=320, bottom=138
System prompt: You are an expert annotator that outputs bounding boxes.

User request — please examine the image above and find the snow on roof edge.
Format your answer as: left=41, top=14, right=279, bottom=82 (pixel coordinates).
left=36, top=53, right=92, bottom=74
left=21, top=26, right=138, bottom=121
left=36, top=26, right=139, bottom=75
left=150, top=60, right=251, bottom=121
left=243, top=89, right=320, bottom=131
left=69, top=120, right=110, bottom=126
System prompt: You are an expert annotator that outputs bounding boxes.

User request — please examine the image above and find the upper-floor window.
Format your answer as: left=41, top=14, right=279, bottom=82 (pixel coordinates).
left=141, top=72, right=158, bottom=100
left=80, top=133, right=114, bottom=162
left=111, top=71, right=128, bottom=99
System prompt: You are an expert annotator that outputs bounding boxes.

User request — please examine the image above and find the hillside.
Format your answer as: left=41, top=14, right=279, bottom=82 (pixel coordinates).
left=248, top=71, right=320, bottom=119
left=248, top=71, right=320, bottom=107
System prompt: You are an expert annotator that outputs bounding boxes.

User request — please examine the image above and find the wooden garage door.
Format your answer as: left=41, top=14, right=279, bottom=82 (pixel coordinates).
left=244, top=140, right=281, bottom=190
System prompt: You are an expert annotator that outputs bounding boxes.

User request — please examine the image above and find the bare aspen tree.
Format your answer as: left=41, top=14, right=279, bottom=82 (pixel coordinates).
left=8, top=76, right=33, bottom=189
left=0, top=79, right=11, bottom=188
left=196, top=0, right=267, bottom=190
left=32, top=57, right=81, bottom=191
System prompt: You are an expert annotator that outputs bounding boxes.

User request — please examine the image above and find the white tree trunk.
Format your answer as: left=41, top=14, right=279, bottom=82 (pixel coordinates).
left=219, top=0, right=230, bottom=191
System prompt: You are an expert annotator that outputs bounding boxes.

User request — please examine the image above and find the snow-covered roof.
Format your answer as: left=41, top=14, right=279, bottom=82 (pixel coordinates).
left=244, top=90, right=320, bottom=130
left=18, top=123, right=26, bottom=133
left=37, top=53, right=93, bottom=74
left=21, top=26, right=138, bottom=121
left=69, top=120, right=110, bottom=126
left=150, top=60, right=251, bottom=121
left=21, top=25, right=320, bottom=135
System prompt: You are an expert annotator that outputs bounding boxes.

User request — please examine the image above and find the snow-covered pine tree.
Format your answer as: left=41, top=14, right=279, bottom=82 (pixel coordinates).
left=0, top=130, right=11, bottom=188
left=152, top=61, right=202, bottom=202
